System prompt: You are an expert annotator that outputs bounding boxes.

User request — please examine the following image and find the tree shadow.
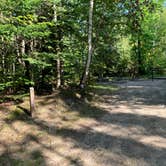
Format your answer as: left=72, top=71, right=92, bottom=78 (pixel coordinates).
left=58, top=87, right=166, bottom=139
left=7, top=89, right=166, bottom=139
left=106, top=80, right=166, bottom=106
left=2, top=80, right=166, bottom=165
left=0, top=150, right=46, bottom=166
left=17, top=106, right=32, bottom=117
left=22, top=134, right=83, bottom=166
left=101, top=112, right=166, bottom=138
left=3, top=108, right=166, bottom=165
left=58, top=88, right=109, bottom=119
left=0, top=128, right=84, bottom=166
left=8, top=116, right=166, bottom=165
left=55, top=127, right=166, bottom=165
left=37, top=93, right=58, bottom=106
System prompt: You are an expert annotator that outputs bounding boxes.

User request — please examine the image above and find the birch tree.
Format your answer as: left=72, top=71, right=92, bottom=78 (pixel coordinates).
left=53, top=0, right=62, bottom=88
left=80, top=0, right=94, bottom=88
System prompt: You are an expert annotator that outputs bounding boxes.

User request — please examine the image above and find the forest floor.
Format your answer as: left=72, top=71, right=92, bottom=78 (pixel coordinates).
left=0, top=79, right=166, bottom=166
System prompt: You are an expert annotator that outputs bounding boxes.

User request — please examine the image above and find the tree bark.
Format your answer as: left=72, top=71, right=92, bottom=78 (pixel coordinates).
left=80, top=0, right=94, bottom=88
left=53, top=3, right=62, bottom=88
left=21, top=39, right=25, bottom=55
left=1, top=37, right=5, bottom=75
left=137, top=32, right=142, bottom=75
left=56, top=57, right=61, bottom=88
left=16, top=38, right=25, bottom=66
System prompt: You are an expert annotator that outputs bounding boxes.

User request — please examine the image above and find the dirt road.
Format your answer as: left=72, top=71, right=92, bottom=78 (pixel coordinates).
left=0, top=80, right=166, bottom=166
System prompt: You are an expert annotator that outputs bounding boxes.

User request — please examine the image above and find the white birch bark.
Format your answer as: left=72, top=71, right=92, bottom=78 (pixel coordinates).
left=53, top=3, right=61, bottom=88
left=80, top=0, right=94, bottom=88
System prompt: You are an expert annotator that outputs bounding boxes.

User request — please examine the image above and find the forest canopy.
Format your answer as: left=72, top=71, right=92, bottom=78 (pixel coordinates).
left=0, top=0, right=166, bottom=93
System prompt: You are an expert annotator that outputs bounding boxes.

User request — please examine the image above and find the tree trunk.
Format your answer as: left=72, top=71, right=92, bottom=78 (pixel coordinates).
left=21, top=39, right=25, bottom=56
left=137, top=33, right=142, bottom=75
left=0, top=37, right=5, bottom=75
left=80, top=0, right=94, bottom=88
left=53, top=3, right=62, bottom=88
left=16, top=38, right=25, bottom=66
left=53, top=3, right=57, bottom=22
left=56, top=57, right=61, bottom=88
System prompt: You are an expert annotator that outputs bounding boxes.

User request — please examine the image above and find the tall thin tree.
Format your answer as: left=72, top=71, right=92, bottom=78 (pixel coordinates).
left=80, top=0, right=94, bottom=88
left=53, top=1, right=61, bottom=88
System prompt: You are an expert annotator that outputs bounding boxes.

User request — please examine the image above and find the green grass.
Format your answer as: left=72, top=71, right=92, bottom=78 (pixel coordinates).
left=89, top=84, right=119, bottom=96
left=91, top=84, right=119, bottom=91
left=0, top=93, right=29, bottom=104
left=0, top=153, right=45, bottom=166
left=6, top=108, right=28, bottom=121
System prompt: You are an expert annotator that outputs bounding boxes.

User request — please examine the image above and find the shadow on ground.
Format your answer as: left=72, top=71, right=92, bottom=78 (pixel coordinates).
left=106, top=80, right=166, bottom=106
left=4, top=105, right=166, bottom=165
left=0, top=149, right=46, bottom=166
left=1, top=80, right=166, bottom=165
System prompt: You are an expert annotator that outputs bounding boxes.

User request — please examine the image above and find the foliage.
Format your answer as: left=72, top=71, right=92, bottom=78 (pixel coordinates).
left=0, top=0, right=166, bottom=93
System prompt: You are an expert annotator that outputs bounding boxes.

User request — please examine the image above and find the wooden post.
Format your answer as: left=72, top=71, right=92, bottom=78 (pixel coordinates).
left=30, top=87, right=35, bottom=116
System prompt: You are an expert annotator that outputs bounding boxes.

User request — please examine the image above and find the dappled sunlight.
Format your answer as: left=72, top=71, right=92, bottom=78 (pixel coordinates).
left=1, top=108, right=166, bottom=165
left=90, top=122, right=166, bottom=149
left=139, top=136, right=166, bottom=149
left=101, top=80, right=166, bottom=106
left=110, top=104, right=166, bottom=118
left=0, top=80, right=166, bottom=165
left=0, top=0, right=166, bottom=164
left=125, top=85, right=144, bottom=89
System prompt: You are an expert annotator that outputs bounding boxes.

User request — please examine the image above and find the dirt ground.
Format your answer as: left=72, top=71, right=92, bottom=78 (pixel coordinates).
left=0, top=79, right=166, bottom=166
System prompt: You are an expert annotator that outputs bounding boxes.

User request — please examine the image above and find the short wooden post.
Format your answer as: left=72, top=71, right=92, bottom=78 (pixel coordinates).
left=30, top=87, right=35, bottom=116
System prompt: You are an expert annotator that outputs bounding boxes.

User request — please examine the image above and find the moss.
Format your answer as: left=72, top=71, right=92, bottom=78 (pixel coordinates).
left=6, top=108, right=28, bottom=121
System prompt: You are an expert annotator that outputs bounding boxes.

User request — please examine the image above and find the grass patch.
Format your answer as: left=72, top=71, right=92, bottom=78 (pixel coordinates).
left=58, top=86, right=108, bottom=119
left=75, top=103, right=106, bottom=119
left=91, top=84, right=119, bottom=91
left=6, top=108, right=29, bottom=121
left=0, top=154, right=23, bottom=166
left=90, top=84, right=119, bottom=95
left=0, top=154, right=45, bottom=166
left=0, top=93, right=29, bottom=104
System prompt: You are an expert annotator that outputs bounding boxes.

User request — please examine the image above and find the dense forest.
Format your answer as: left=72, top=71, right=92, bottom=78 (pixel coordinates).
left=0, top=0, right=166, bottom=94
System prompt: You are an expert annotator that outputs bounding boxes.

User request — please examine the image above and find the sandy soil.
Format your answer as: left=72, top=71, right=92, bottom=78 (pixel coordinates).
left=0, top=79, right=166, bottom=166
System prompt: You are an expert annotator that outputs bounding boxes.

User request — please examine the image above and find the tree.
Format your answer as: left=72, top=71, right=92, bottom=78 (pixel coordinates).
left=124, top=0, right=161, bottom=76
left=0, top=0, right=166, bottom=94
left=80, top=0, right=94, bottom=88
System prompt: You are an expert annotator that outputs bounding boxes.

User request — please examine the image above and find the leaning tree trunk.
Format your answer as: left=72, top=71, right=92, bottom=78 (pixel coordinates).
left=53, top=3, right=62, bottom=88
left=80, top=0, right=94, bottom=88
